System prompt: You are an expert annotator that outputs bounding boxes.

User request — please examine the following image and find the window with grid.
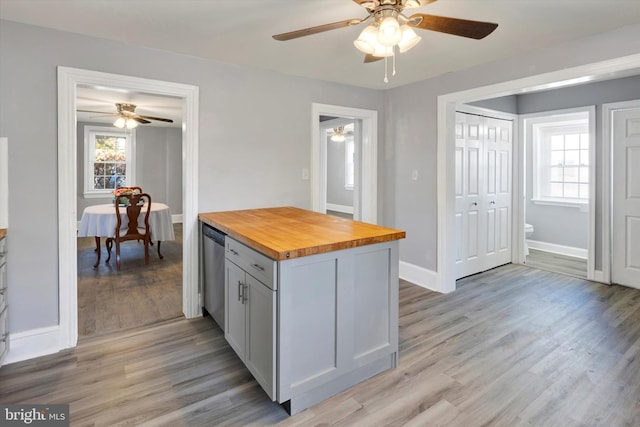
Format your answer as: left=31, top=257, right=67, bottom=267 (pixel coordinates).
left=83, top=126, right=136, bottom=198
left=532, top=112, right=589, bottom=205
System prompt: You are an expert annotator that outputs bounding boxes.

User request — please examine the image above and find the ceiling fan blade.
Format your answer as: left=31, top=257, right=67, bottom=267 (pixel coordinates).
left=363, top=54, right=383, bottom=63
left=132, top=117, right=152, bottom=124
left=76, top=109, right=117, bottom=115
left=136, top=115, right=174, bottom=123
left=273, top=19, right=362, bottom=41
left=409, top=14, right=498, bottom=39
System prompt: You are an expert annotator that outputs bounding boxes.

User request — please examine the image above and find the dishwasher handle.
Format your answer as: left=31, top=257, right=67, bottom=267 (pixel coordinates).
left=202, top=224, right=226, bottom=246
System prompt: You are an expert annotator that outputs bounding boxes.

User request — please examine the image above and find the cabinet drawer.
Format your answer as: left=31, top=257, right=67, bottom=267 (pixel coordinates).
left=226, top=238, right=276, bottom=290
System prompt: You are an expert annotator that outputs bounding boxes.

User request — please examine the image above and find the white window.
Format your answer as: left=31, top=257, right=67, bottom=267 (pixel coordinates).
left=529, top=110, right=592, bottom=206
left=83, top=125, right=136, bottom=198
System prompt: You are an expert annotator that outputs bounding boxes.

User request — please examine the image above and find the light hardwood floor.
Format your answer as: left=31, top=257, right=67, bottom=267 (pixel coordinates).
left=1, top=264, right=639, bottom=426
left=76, top=223, right=183, bottom=338
left=525, top=248, right=588, bottom=280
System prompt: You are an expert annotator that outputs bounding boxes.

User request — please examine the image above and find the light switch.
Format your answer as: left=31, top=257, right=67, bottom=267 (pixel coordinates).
left=411, top=169, right=419, bottom=181
left=302, top=168, right=310, bottom=180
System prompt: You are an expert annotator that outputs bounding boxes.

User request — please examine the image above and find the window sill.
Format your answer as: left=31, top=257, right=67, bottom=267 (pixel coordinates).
left=531, top=198, right=588, bottom=211
left=83, top=192, right=113, bottom=199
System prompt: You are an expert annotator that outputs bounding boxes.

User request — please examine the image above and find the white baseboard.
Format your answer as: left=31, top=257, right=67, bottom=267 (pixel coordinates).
left=399, top=261, right=440, bottom=293
left=326, top=203, right=354, bottom=214
left=527, top=240, right=588, bottom=259
left=171, top=214, right=183, bottom=224
left=4, top=325, right=63, bottom=366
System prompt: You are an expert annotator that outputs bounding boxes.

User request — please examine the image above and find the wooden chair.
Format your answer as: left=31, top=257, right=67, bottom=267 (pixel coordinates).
left=105, top=192, right=152, bottom=271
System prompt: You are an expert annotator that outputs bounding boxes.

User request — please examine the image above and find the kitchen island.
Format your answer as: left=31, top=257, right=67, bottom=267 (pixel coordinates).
left=199, top=207, right=405, bottom=415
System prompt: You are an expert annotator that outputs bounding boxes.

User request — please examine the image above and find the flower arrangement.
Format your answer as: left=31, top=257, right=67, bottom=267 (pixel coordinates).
left=112, top=187, right=141, bottom=206
left=112, top=187, right=140, bottom=197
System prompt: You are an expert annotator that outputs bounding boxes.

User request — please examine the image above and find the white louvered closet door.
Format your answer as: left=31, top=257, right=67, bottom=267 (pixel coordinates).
left=455, top=112, right=513, bottom=280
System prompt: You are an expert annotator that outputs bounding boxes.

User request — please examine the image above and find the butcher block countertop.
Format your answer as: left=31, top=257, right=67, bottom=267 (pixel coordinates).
left=0, top=229, right=6, bottom=240
left=199, top=206, right=405, bottom=261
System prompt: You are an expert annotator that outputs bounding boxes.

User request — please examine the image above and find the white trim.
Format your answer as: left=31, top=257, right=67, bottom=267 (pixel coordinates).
left=312, top=104, right=378, bottom=224
left=399, top=261, right=439, bottom=293
left=526, top=240, right=588, bottom=259
left=602, top=99, right=640, bottom=286
left=55, top=67, right=199, bottom=357
left=326, top=203, right=354, bottom=214
left=3, top=326, right=61, bottom=365
left=438, top=53, right=640, bottom=293
left=171, top=214, right=184, bottom=224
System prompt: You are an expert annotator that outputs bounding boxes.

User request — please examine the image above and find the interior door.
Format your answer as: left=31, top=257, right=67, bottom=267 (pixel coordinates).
left=484, top=116, right=513, bottom=270
left=455, top=111, right=513, bottom=279
left=612, top=106, right=640, bottom=289
left=455, top=112, right=484, bottom=278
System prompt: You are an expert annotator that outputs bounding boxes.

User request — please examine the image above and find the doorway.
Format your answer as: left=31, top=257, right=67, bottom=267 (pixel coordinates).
left=320, top=117, right=359, bottom=220
left=57, top=67, right=199, bottom=350
left=75, top=87, right=185, bottom=338
left=437, top=54, right=640, bottom=294
left=311, top=103, right=378, bottom=224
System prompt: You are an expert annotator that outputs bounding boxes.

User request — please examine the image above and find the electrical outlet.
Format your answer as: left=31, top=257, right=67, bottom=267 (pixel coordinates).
left=411, top=170, right=419, bottom=181
left=302, top=168, right=310, bottom=180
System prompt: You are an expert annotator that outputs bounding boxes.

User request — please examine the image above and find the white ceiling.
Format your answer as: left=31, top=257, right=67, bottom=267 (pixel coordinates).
left=2, top=0, right=640, bottom=91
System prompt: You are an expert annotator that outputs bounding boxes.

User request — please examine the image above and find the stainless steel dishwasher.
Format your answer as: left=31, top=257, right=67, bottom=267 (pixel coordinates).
left=202, top=223, right=225, bottom=329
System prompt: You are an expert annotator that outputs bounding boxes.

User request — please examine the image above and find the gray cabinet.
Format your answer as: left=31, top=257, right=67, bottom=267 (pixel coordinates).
left=223, top=235, right=399, bottom=415
left=0, top=235, right=8, bottom=366
left=225, top=238, right=276, bottom=400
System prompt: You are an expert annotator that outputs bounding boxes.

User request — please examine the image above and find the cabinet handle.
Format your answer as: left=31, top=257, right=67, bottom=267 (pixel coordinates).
left=251, top=263, right=265, bottom=272
left=229, top=249, right=239, bottom=256
left=242, top=284, right=248, bottom=304
left=490, top=201, right=496, bottom=205
left=238, top=281, right=243, bottom=302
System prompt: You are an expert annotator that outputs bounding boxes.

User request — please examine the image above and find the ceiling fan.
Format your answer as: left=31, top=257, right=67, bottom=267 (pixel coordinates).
left=272, top=0, right=498, bottom=82
left=330, top=126, right=354, bottom=142
left=77, top=103, right=174, bottom=129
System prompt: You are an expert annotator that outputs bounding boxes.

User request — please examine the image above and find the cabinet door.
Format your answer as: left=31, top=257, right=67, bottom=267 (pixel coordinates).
left=245, top=274, right=276, bottom=400
left=225, top=261, right=246, bottom=359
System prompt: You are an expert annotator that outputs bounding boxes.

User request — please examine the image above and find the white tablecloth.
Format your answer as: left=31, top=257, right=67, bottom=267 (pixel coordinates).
left=78, top=202, right=175, bottom=241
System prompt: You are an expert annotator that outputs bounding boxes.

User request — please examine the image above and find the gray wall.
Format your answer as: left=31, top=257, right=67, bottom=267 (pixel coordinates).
left=76, top=122, right=183, bottom=219
left=326, top=136, right=353, bottom=208
left=0, top=20, right=385, bottom=334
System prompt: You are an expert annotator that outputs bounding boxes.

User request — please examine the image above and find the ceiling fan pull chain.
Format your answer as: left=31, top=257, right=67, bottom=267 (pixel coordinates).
left=392, top=48, right=396, bottom=77
left=384, top=55, right=389, bottom=83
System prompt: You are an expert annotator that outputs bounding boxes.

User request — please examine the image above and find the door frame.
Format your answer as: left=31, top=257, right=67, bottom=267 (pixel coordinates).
left=311, top=103, right=378, bottom=224
left=57, top=67, right=200, bottom=350
left=603, top=99, right=640, bottom=285
left=437, top=53, right=640, bottom=293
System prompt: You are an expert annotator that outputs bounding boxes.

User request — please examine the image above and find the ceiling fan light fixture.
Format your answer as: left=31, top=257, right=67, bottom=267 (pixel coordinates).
left=331, top=127, right=346, bottom=142
left=398, top=25, right=421, bottom=53
left=113, top=117, right=126, bottom=128
left=354, top=24, right=379, bottom=54
left=113, top=116, right=138, bottom=129
left=377, top=15, right=402, bottom=47
left=402, top=0, right=421, bottom=8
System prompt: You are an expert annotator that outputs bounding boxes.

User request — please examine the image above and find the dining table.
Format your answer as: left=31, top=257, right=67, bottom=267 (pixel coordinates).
left=78, top=202, right=175, bottom=268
